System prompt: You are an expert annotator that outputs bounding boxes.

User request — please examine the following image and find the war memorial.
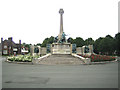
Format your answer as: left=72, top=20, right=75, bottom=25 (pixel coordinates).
left=36, top=9, right=93, bottom=55
left=1, top=9, right=118, bottom=89
left=30, top=9, right=94, bottom=65
left=3, top=9, right=117, bottom=65
left=4, top=9, right=117, bottom=65
left=52, top=9, right=71, bottom=54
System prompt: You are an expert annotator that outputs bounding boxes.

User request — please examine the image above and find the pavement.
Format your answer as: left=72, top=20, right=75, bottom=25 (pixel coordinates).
left=35, top=54, right=84, bottom=65
left=1, top=56, right=118, bottom=88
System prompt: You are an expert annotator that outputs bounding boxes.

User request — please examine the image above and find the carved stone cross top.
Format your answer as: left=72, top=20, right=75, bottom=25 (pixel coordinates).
left=59, top=9, right=64, bottom=15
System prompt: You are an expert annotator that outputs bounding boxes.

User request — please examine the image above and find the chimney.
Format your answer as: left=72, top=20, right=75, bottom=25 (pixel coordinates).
left=8, top=37, right=12, bottom=41
left=19, top=40, right=21, bottom=44
left=1, top=38, right=3, bottom=43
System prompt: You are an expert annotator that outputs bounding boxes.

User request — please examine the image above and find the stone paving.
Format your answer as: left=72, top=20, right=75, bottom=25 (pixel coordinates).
left=36, top=54, right=84, bottom=65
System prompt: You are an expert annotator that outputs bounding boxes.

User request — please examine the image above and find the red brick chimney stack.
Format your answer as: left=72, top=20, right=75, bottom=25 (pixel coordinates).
left=1, top=38, right=3, bottom=43
left=19, top=40, right=21, bottom=44
left=8, top=37, right=12, bottom=41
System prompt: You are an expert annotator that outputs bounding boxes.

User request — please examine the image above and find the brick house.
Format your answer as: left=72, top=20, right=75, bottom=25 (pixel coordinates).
left=0, top=43, right=2, bottom=55
left=1, top=37, right=21, bottom=55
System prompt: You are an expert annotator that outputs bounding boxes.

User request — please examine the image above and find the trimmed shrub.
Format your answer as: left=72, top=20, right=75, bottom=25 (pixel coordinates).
left=7, top=54, right=40, bottom=62
left=77, top=54, right=116, bottom=62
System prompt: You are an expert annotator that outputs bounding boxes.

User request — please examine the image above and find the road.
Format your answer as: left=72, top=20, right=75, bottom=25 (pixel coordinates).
left=1, top=56, right=118, bottom=88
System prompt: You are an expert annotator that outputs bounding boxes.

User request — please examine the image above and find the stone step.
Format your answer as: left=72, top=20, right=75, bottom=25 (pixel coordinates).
left=37, top=54, right=84, bottom=65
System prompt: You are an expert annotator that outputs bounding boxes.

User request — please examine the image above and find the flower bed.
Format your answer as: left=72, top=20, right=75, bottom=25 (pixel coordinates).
left=7, top=54, right=40, bottom=62
left=77, top=54, right=116, bottom=62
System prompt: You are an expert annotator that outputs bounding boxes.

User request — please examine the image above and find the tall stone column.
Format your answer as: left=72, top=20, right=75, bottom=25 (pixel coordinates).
left=30, top=45, right=34, bottom=56
left=58, top=9, right=64, bottom=42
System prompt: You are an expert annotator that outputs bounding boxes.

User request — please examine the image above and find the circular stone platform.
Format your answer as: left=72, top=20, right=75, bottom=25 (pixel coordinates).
left=34, top=54, right=84, bottom=65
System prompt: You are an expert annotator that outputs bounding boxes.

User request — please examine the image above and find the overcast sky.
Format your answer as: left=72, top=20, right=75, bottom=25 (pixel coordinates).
left=0, top=0, right=119, bottom=44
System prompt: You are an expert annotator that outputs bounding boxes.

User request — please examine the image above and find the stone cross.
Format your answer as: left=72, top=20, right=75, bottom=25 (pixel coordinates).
left=58, top=9, right=64, bottom=42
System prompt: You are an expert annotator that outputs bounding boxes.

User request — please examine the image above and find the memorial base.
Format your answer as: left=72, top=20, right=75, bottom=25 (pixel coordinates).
left=52, top=43, right=71, bottom=54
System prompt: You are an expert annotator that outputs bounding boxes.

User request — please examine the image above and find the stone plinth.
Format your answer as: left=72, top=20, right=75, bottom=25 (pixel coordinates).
left=76, top=45, right=94, bottom=55
left=76, top=47, right=83, bottom=54
left=51, top=43, right=71, bottom=54
left=40, top=47, right=47, bottom=55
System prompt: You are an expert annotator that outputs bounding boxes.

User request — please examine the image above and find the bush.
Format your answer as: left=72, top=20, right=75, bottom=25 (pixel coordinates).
left=77, top=54, right=116, bottom=62
left=7, top=54, right=40, bottom=62
left=7, top=56, right=15, bottom=61
left=90, top=54, right=116, bottom=62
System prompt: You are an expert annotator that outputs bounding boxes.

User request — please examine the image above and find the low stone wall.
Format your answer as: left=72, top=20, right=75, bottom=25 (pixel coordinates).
left=30, top=45, right=47, bottom=56
left=71, top=53, right=91, bottom=64
left=40, top=47, right=47, bottom=55
left=76, top=45, right=94, bottom=56
left=6, top=59, right=33, bottom=64
left=32, top=53, right=51, bottom=64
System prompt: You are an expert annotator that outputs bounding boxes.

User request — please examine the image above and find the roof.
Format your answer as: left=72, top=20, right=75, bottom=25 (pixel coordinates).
left=2, top=38, right=21, bottom=48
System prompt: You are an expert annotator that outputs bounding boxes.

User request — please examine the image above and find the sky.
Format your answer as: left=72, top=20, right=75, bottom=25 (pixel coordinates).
left=0, top=0, right=119, bottom=44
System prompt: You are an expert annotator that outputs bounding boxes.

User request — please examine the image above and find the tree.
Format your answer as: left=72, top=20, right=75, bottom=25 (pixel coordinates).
left=85, top=38, right=94, bottom=45
left=34, top=47, right=39, bottom=53
left=115, top=33, right=120, bottom=56
left=93, top=37, right=104, bottom=54
left=36, top=43, right=41, bottom=46
left=73, top=37, right=85, bottom=47
left=21, top=43, right=31, bottom=52
left=67, top=37, right=74, bottom=43
left=41, top=38, right=49, bottom=47
left=98, top=35, right=115, bottom=55
left=48, top=36, right=54, bottom=44
left=106, top=35, right=113, bottom=39
left=25, top=44, right=31, bottom=52
left=21, top=43, right=26, bottom=48
left=41, top=36, right=54, bottom=47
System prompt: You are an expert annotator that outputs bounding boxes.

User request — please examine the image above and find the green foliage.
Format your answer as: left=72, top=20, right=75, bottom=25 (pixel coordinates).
left=93, top=35, right=116, bottom=55
left=67, top=37, right=74, bottom=43
left=98, top=35, right=115, bottom=55
left=93, top=37, right=104, bottom=54
left=78, top=54, right=116, bottom=62
left=41, top=36, right=54, bottom=47
left=22, top=43, right=31, bottom=52
left=90, top=54, right=116, bottom=62
left=7, top=54, right=40, bottom=62
left=49, top=36, right=54, bottom=44
left=73, top=37, right=85, bottom=47
left=85, top=38, right=94, bottom=45
left=41, top=38, right=49, bottom=47
left=34, top=47, right=39, bottom=53
left=36, top=43, right=41, bottom=46
left=115, top=33, right=120, bottom=56
left=40, top=33, right=119, bottom=56
left=84, top=46, right=89, bottom=53
left=8, top=56, right=15, bottom=61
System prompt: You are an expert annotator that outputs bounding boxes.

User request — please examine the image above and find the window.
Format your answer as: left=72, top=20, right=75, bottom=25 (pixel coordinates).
left=13, top=48, right=17, bottom=51
left=9, top=46, right=11, bottom=49
left=4, top=45, right=7, bottom=49
left=3, top=50, right=8, bottom=54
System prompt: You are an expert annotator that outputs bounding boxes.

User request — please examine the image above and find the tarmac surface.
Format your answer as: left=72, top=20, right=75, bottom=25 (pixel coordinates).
left=1, top=56, right=118, bottom=88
